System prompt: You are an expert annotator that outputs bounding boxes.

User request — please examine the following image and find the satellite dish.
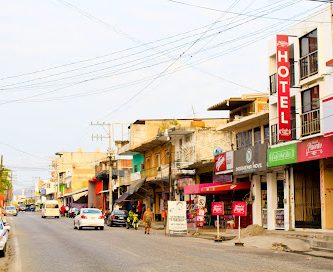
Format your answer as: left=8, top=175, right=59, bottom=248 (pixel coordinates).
left=213, top=147, right=223, bottom=156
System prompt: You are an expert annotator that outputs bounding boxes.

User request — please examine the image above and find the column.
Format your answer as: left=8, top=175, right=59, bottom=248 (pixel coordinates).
left=289, top=166, right=295, bottom=230
left=267, top=172, right=277, bottom=230
left=251, top=175, right=262, bottom=226
left=284, top=168, right=290, bottom=231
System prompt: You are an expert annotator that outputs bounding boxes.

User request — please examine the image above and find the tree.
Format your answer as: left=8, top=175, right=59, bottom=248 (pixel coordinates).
left=0, top=168, right=12, bottom=195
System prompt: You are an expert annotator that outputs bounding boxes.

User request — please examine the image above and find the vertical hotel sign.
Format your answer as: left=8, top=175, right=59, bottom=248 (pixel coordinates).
left=276, top=35, right=291, bottom=141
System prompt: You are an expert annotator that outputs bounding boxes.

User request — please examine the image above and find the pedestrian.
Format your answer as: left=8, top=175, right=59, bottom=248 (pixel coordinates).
left=143, top=207, right=153, bottom=235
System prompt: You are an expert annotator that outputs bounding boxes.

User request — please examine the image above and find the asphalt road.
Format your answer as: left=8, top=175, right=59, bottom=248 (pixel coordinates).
left=5, top=212, right=333, bottom=272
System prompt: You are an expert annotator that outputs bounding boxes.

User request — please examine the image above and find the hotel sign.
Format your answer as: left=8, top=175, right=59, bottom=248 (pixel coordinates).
left=267, top=143, right=297, bottom=167
left=276, top=35, right=291, bottom=141
left=214, top=151, right=233, bottom=175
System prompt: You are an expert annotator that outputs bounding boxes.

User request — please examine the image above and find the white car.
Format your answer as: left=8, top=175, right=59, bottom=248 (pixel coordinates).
left=0, top=220, right=9, bottom=257
left=74, top=208, right=104, bottom=230
left=4, top=206, right=18, bottom=216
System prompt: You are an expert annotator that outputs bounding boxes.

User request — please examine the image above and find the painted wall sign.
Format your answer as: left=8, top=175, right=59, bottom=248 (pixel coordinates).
left=276, top=34, right=291, bottom=141
left=267, top=143, right=297, bottom=167
left=233, top=143, right=267, bottom=175
left=298, top=136, right=333, bottom=162
left=322, top=96, right=333, bottom=137
left=214, top=151, right=233, bottom=175
left=232, top=201, right=247, bottom=217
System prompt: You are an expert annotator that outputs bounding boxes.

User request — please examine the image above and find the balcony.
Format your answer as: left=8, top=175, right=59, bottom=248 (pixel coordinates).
left=271, top=123, right=296, bottom=145
left=300, top=51, right=318, bottom=80
left=301, top=109, right=320, bottom=137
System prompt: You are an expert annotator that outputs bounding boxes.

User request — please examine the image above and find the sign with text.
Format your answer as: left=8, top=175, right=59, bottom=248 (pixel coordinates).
left=267, top=143, right=297, bottom=167
left=232, top=201, right=247, bottom=217
left=297, top=136, right=333, bottom=162
left=197, top=195, right=206, bottom=208
left=211, top=202, right=224, bottom=216
left=196, top=208, right=205, bottom=228
left=276, top=34, right=291, bottom=141
left=168, top=201, right=187, bottom=235
left=233, top=143, right=267, bottom=175
left=214, top=151, right=233, bottom=175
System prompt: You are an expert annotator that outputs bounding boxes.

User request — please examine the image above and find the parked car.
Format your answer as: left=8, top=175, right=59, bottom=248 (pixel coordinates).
left=41, top=200, right=60, bottom=218
left=26, top=204, right=36, bottom=212
left=0, top=219, right=9, bottom=257
left=19, top=205, right=26, bottom=212
left=74, top=208, right=104, bottom=230
left=4, top=206, right=18, bottom=216
left=107, top=210, right=128, bottom=227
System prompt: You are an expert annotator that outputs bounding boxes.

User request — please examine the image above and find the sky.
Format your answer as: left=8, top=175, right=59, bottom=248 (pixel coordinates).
left=0, top=0, right=328, bottom=192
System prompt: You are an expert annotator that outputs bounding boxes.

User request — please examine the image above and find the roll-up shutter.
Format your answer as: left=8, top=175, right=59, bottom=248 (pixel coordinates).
left=277, top=172, right=285, bottom=181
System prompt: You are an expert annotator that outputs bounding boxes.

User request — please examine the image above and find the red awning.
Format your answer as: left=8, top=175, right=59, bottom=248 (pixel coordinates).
left=184, top=182, right=250, bottom=195
left=326, top=59, right=333, bottom=67
left=201, top=182, right=251, bottom=193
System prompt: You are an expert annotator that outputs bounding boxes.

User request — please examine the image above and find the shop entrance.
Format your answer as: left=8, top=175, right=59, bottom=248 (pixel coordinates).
left=294, top=161, right=321, bottom=228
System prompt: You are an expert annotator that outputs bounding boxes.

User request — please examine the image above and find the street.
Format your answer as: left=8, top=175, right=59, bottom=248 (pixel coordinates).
left=1, top=213, right=331, bottom=272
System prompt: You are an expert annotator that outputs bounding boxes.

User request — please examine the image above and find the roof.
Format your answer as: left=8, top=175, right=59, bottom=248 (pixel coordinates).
left=208, top=98, right=255, bottom=111
left=217, top=111, right=269, bottom=131
left=131, top=137, right=168, bottom=153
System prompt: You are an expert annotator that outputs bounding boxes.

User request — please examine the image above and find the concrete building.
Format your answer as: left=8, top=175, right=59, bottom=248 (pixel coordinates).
left=267, top=5, right=333, bottom=230
left=51, top=149, right=106, bottom=208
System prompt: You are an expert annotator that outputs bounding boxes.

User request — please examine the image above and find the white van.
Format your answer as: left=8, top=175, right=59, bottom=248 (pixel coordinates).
left=41, top=200, right=60, bottom=218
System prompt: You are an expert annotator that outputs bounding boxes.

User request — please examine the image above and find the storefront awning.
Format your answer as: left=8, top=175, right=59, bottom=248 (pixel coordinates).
left=115, top=179, right=145, bottom=204
left=184, top=182, right=250, bottom=195
left=73, top=191, right=88, bottom=201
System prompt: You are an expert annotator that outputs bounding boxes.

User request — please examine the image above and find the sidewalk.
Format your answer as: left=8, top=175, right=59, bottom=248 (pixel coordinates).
left=150, top=222, right=333, bottom=260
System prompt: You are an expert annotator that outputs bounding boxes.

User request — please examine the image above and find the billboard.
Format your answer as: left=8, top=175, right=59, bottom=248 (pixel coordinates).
left=276, top=35, right=291, bottom=141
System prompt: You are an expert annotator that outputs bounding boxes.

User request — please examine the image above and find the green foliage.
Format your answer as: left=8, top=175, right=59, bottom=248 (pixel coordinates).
left=0, top=168, right=12, bottom=194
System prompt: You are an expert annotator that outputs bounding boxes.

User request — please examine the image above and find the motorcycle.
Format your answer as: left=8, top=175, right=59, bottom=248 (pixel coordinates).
left=126, top=213, right=139, bottom=230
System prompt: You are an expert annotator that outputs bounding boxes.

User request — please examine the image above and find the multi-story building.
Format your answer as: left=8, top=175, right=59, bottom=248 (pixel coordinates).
left=267, top=5, right=333, bottom=230
left=207, top=94, right=269, bottom=228
left=118, top=118, right=230, bottom=221
left=52, top=149, right=106, bottom=208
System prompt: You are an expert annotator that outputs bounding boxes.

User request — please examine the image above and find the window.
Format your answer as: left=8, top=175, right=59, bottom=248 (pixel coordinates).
left=302, top=86, right=319, bottom=113
left=46, top=204, right=59, bottom=209
left=185, top=135, right=192, bottom=143
left=254, top=127, right=261, bottom=145
left=82, top=209, right=101, bottom=214
left=236, top=129, right=252, bottom=149
left=179, top=139, right=183, bottom=148
left=155, top=153, right=160, bottom=167
left=300, top=29, right=318, bottom=79
left=134, top=165, right=138, bottom=172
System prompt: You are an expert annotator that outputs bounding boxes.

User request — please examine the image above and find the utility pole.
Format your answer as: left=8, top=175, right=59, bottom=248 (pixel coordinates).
left=91, top=122, right=114, bottom=210
left=168, top=139, right=173, bottom=201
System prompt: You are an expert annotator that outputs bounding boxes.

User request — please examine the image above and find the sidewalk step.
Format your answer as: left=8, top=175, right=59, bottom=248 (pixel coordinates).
left=311, top=240, right=333, bottom=250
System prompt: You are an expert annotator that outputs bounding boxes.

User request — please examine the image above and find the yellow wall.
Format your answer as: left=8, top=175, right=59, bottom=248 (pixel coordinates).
left=322, top=158, right=333, bottom=229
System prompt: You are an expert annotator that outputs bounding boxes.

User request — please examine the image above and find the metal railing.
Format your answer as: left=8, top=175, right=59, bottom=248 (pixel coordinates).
left=301, top=109, right=320, bottom=137
left=300, top=51, right=318, bottom=79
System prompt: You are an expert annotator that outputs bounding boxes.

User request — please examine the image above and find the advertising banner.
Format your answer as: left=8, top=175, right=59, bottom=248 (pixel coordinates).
left=323, top=96, right=333, bottom=137
left=212, top=202, right=224, bottom=216
left=214, top=151, right=233, bottom=175
left=168, top=201, right=187, bottom=235
left=232, top=201, right=247, bottom=217
left=233, top=143, right=267, bottom=175
left=196, top=208, right=205, bottom=228
left=267, top=143, right=297, bottom=167
left=276, top=34, right=291, bottom=141
left=297, top=136, right=333, bottom=162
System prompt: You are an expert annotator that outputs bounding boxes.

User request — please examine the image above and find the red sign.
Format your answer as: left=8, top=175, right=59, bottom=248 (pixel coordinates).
left=276, top=35, right=291, bottom=141
left=297, top=136, right=333, bottom=162
left=214, top=153, right=226, bottom=173
left=212, top=202, right=224, bottom=216
left=196, top=208, right=205, bottom=228
left=184, top=182, right=251, bottom=195
left=232, top=201, right=247, bottom=217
